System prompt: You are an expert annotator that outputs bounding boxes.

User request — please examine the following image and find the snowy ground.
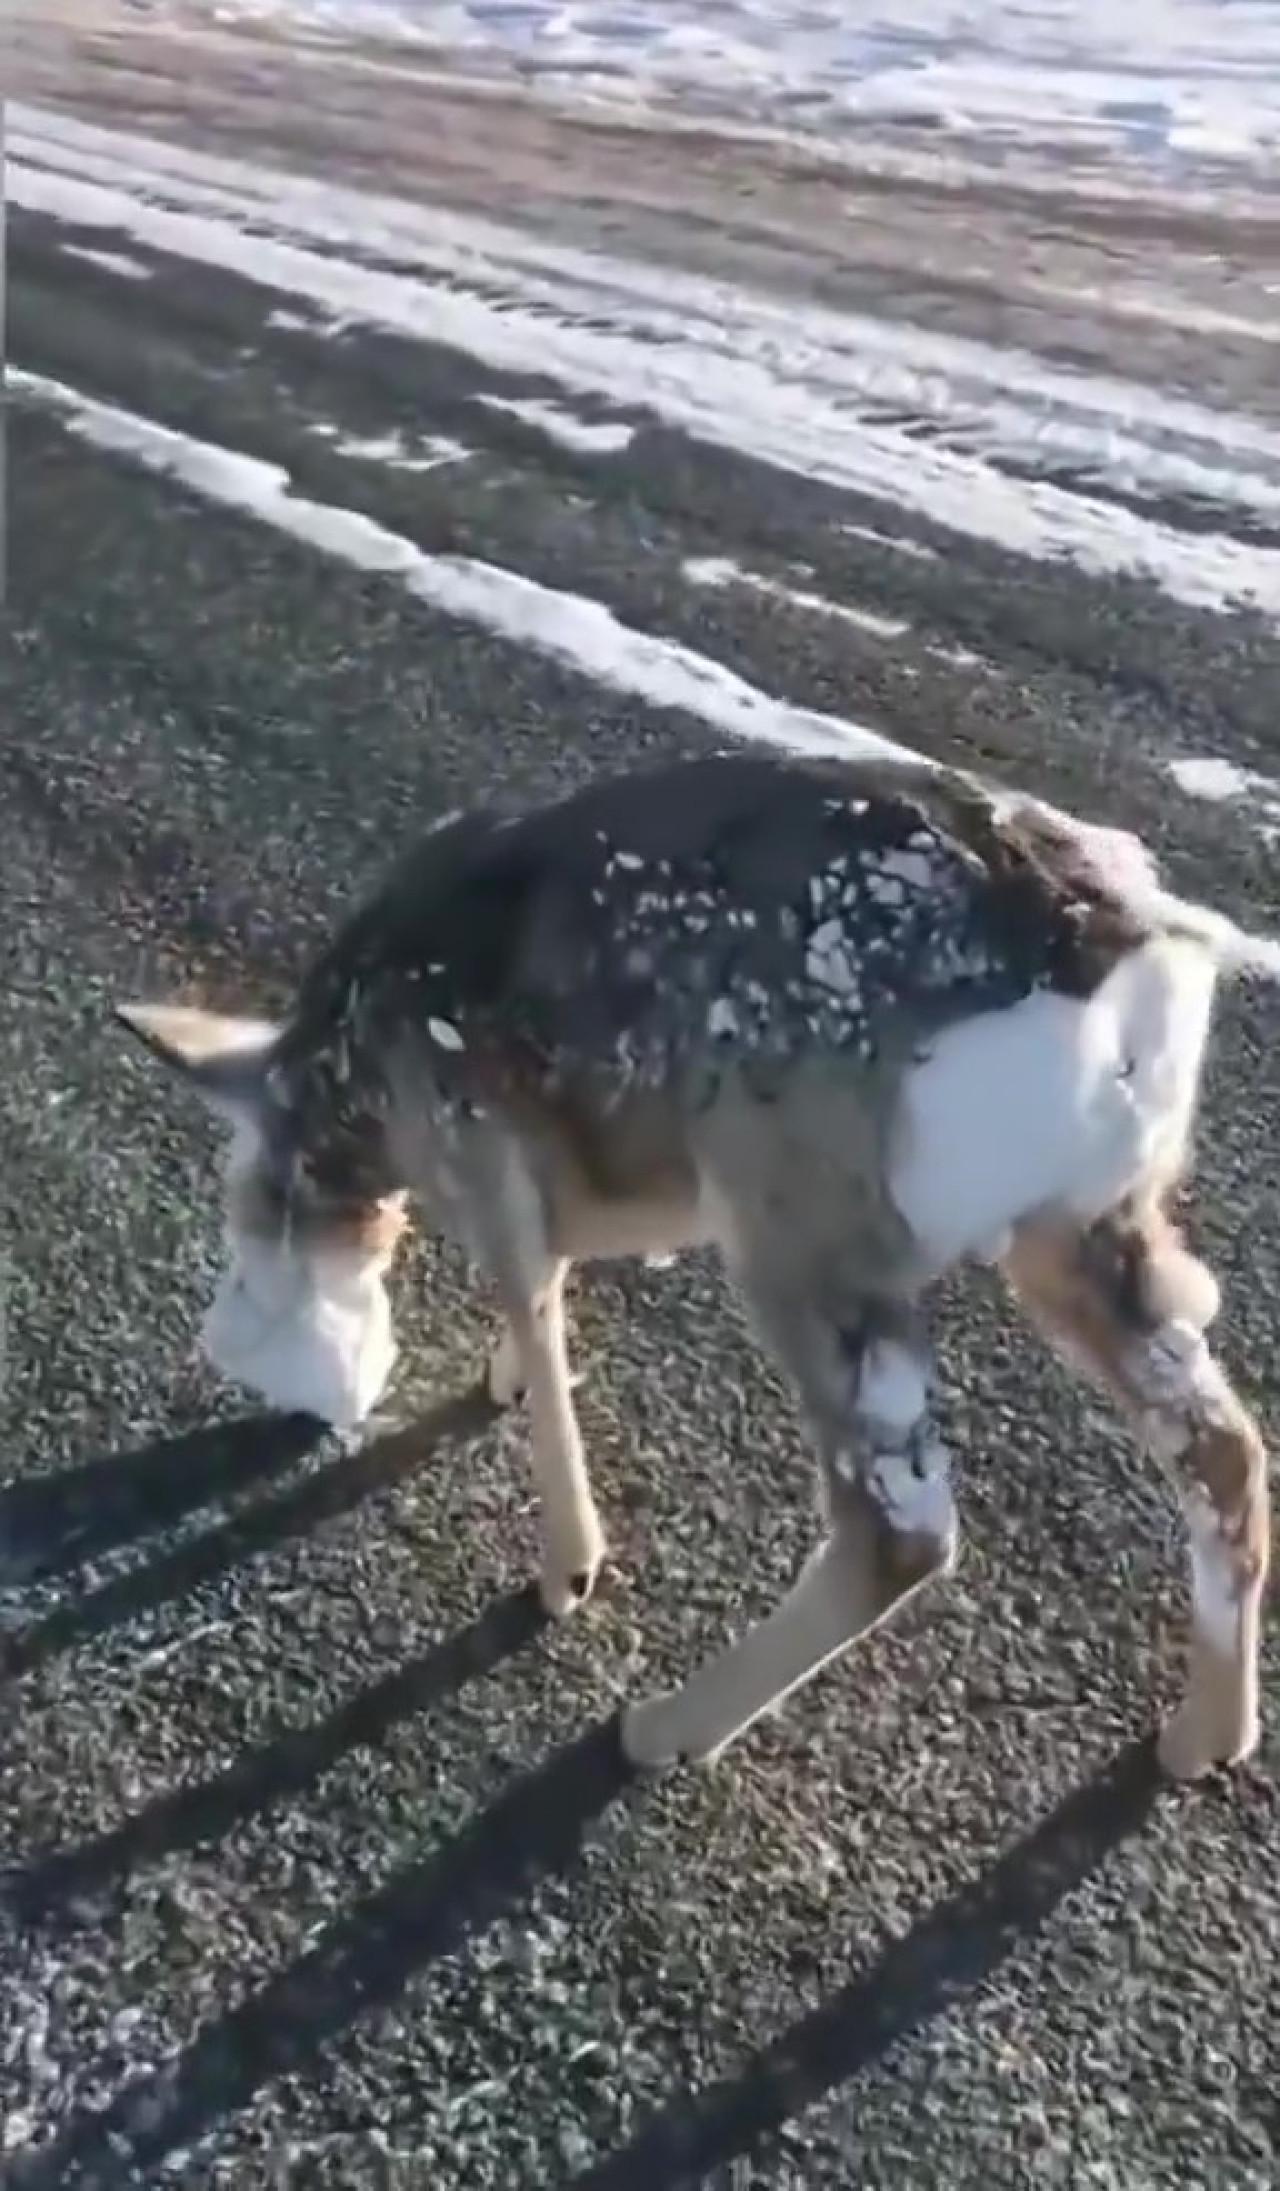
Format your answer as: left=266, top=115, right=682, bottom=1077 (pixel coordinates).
left=11, top=95, right=1280, bottom=643
left=178, top=0, right=1280, bottom=183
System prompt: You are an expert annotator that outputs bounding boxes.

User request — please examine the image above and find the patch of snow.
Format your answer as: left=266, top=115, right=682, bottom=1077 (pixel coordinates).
left=1167, top=754, right=1280, bottom=837
left=1169, top=755, right=1256, bottom=801
left=684, top=555, right=999, bottom=676
left=306, top=421, right=471, bottom=469
left=13, top=105, right=1280, bottom=625
left=930, top=643, right=993, bottom=674
left=839, top=523, right=939, bottom=564
left=61, top=242, right=151, bottom=279
left=685, top=554, right=910, bottom=638
left=478, top=394, right=635, bottom=454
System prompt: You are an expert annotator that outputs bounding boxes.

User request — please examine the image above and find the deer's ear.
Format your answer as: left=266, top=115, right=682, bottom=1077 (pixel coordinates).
left=113, top=1001, right=281, bottom=1124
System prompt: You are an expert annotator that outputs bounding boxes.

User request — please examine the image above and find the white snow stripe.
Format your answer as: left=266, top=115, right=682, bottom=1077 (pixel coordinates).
left=11, top=369, right=909, bottom=770
left=684, top=556, right=910, bottom=638
left=60, top=243, right=152, bottom=281
left=477, top=395, right=635, bottom=454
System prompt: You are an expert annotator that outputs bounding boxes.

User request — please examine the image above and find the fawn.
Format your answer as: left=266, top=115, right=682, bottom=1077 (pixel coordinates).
left=115, top=748, right=1275, bottom=1781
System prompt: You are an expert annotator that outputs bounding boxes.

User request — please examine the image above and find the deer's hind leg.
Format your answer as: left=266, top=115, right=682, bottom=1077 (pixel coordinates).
left=1003, top=1190, right=1269, bottom=1779
left=621, top=1242, right=957, bottom=1771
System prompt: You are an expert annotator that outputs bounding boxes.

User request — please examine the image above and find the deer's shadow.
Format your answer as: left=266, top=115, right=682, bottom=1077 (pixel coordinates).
left=1, top=1385, right=498, bottom=1679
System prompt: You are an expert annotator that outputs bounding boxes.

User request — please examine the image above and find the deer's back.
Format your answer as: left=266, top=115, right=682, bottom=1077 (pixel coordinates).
left=295, top=753, right=1147, bottom=1101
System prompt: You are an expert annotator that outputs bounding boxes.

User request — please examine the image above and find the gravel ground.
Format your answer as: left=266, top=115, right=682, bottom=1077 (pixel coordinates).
left=3, top=24, right=1280, bottom=2190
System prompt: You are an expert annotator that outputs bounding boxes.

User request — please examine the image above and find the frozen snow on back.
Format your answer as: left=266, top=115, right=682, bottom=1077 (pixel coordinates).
left=200, top=1, right=1280, bottom=179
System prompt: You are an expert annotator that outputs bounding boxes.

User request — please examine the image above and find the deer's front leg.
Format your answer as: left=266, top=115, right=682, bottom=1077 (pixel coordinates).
left=1005, top=1202, right=1269, bottom=1780
left=487, top=1318, right=528, bottom=1409
left=462, top=1126, right=606, bottom=1619
left=498, top=1259, right=606, bottom=1618
left=487, top=1289, right=587, bottom=1410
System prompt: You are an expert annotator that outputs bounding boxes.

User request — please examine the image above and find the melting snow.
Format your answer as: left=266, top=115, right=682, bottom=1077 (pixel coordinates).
left=477, top=394, right=635, bottom=454
left=1169, top=756, right=1258, bottom=801
left=1167, top=754, right=1280, bottom=836
left=15, top=104, right=1280, bottom=625
left=306, top=421, right=471, bottom=470
left=60, top=242, right=151, bottom=280
left=683, top=555, right=996, bottom=678
left=685, top=555, right=910, bottom=639
left=839, top=523, right=939, bottom=564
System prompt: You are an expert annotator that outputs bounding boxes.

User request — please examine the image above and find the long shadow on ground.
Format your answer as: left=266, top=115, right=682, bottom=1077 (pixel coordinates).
left=9, top=1716, right=636, bottom=2190
left=6, top=1584, right=547, bottom=1929
left=1, top=1389, right=495, bottom=1680
left=572, top=1737, right=1166, bottom=2188
left=8, top=1735, right=1165, bottom=2189
left=0, top=1409, right=321, bottom=1586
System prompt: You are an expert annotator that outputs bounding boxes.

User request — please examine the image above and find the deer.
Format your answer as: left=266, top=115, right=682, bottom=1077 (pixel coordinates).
left=113, top=747, right=1275, bottom=1784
